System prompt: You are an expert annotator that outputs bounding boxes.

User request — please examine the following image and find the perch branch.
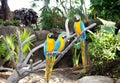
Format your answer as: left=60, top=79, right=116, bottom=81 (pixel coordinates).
left=17, top=30, right=24, bottom=64
left=17, top=59, right=33, bottom=77
left=65, top=33, right=76, bottom=42
left=33, top=60, right=46, bottom=70
left=22, top=34, right=35, bottom=47
left=55, top=37, right=77, bottom=64
left=23, top=43, right=44, bottom=65
left=0, top=67, right=13, bottom=72
left=29, top=59, right=33, bottom=71
left=65, top=18, right=70, bottom=38
left=32, top=60, right=42, bottom=67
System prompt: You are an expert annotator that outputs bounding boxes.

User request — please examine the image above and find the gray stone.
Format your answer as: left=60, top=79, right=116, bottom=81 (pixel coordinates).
left=77, top=76, right=114, bottom=83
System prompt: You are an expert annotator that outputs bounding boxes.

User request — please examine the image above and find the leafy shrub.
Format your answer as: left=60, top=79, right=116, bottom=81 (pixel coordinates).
left=88, top=29, right=118, bottom=65
left=89, top=0, right=120, bottom=22
left=3, top=20, right=20, bottom=26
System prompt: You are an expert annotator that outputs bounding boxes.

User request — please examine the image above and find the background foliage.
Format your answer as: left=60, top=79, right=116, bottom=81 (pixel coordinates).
left=89, top=0, right=120, bottom=22
left=32, top=0, right=87, bottom=29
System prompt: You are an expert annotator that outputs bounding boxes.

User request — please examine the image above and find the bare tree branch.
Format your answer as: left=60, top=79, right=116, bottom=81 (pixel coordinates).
left=32, top=60, right=42, bottom=67
left=23, top=43, right=44, bottom=65
left=22, top=34, right=35, bottom=47
left=0, top=67, right=13, bottom=72
left=55, top=37, right=77, bottom=64
left=17, top=30, right=24, bottom=64
left=32, top=60, right=46, bottom=70
left=65, top=18, right=70, bottom=38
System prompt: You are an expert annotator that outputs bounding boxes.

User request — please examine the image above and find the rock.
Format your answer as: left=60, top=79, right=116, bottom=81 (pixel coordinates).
left=0, top=25, right=35, bottom=36
left=35, top=30, right=49, bottom=42
left=77, top=76, right=114, bottom=83
left=54, top=49, right=73, bottom=68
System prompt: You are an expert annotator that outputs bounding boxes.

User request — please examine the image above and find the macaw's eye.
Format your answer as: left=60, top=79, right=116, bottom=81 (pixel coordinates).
left=62, top=35, right=66, bottom=39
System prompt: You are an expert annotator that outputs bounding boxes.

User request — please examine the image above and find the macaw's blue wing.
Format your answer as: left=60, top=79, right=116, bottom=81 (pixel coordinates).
left=80, top=21, right=86, bottom=41
left=54, top=40, right=61, bottom=51
left=43, top=41, right=47, bottom=57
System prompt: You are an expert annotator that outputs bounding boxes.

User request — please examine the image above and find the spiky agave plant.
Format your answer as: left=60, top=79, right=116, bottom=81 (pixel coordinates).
left=0, top=28, right=33, bottom=67
left=0, top=34, right=16, bottom=61
left=19, top=29, right=33, bottom=57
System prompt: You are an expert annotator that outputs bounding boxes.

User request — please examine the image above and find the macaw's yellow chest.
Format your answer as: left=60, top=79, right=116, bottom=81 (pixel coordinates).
left=46, top=39, right=55, bottom=52
left=74, top=22, right=81, bottom=35
left=58, top=39, right=65, bottom=51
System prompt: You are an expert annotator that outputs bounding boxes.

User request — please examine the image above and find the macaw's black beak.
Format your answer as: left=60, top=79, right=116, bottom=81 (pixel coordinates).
left=51, top=34, right=54, bottom=38
left=62, top=35, right=67, bottom=39
left=74, top=16, right=80, bottom=22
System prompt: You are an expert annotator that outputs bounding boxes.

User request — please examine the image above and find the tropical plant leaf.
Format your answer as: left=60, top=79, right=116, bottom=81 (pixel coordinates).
left=0, top=29, right=33, bottom=66
left=5, top=34, right=15, bottom=51
left=20, top=29, right=33, bottom=54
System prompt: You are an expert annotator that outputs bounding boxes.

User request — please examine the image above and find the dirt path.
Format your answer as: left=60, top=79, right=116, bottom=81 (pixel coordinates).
left=0, top=67, right=81, bottom=83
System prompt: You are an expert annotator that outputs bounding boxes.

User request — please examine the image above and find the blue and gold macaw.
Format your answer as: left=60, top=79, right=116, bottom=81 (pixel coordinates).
left=54, top=32, right=66, bottom=52
left=74, top=14, right=87, bottom=73
left=43, top=33, right=55, bottom=83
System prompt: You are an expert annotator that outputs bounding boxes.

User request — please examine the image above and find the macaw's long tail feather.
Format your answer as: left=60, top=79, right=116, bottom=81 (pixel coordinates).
left=45, top=55, right=55, bottom=83
left=80, top=40, right=87, bottom=73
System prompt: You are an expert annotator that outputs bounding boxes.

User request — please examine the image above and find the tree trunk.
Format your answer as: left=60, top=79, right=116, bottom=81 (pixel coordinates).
left=1, top=0, right=10, bottom=21
left=6, top=70, right=20, bottom=83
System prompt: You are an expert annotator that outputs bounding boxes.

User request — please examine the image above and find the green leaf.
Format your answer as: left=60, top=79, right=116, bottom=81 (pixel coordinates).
left=73, top=42, right=80, bottom=49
